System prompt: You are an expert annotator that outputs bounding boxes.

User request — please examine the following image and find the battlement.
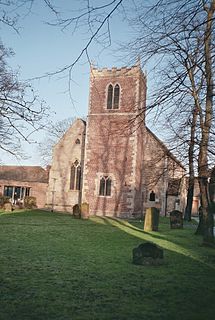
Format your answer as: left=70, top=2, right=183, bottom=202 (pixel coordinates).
left=90, top=64, right=146, bottom=80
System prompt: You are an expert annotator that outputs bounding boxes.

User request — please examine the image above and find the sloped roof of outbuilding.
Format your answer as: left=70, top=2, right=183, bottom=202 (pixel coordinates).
left=0, top=166, right=49, bottom=183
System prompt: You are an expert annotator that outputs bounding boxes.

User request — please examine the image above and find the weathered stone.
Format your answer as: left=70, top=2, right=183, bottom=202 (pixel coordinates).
left=73, top=204, right=81, bottom=218
left=3, top=202, right=13, bottom=212
left=170, top=210, right=183, bottom=229
left=45, top=119, right=86, bottom=213
left=144, top=207, right=159, bottom=231
left=80, top=202, right=89, bottom=219
left=132, top=242, right=164, bottom=266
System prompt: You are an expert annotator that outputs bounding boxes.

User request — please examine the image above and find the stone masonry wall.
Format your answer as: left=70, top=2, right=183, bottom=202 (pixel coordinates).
left=46, top=119, right=86, bottom=213
left=142, top=128, right=186, bottom=215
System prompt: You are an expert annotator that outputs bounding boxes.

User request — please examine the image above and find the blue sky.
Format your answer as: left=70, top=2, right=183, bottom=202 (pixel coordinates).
left=0, top=0, right=156, bottom=166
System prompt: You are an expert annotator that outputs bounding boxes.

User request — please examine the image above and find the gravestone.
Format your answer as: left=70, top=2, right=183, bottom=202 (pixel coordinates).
left=170, top=210, right=183, bottom=229
left=81, top=202, right=89, bottom=219
left=144, top=207, right=159, bottom=231
left=133, top=242, right=164, bottom=266
left=73, top=204, right=81, bottom=219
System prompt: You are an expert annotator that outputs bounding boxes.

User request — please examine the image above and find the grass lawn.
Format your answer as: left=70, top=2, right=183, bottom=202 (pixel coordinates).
left=0, top=210, right=215, bottom=320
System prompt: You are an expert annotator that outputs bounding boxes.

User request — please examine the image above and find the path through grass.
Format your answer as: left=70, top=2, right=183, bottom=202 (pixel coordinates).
left=0, top=210, right=215, bottom=320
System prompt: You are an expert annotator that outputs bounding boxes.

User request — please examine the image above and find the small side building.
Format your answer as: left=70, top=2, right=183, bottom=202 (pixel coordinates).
left=0, top=166, right=49, bottom=208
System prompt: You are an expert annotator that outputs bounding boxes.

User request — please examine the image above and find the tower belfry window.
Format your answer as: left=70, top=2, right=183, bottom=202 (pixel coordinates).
left=107, top=84, right=113, bottom=109
left=107, top=84, right=120, bottom=109
left=113, top=84, right=120, bottom=109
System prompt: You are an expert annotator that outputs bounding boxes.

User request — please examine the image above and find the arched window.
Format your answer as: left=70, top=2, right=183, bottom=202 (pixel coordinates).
left=70, top=160, right=81, bottom=190
left=99, top=176, right=112, bottom=196
left=149, top=190, right=155, bottom=201
left=76, top=165, right=81, bottom=190
left=107, top=84, right=113, bottom=109
left=106, top=84, right=120, bottom=109
left=113, top=84, right=120, bottom=109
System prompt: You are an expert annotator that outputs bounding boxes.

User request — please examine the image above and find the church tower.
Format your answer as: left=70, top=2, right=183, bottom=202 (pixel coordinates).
left=82, top=64, right=147, bottom=217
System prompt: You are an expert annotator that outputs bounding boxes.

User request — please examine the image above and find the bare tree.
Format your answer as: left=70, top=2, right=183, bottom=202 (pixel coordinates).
left=162, top=102, right=199, bottom=222
left=0, top=42, right=48, bottom=160
left=124, top=0, right=215, bottom=245
left=1, top=1, right=214, bottom=244
left=1, top=1, right=125, bottom=77
left=38, top=117, right=76, bottom=166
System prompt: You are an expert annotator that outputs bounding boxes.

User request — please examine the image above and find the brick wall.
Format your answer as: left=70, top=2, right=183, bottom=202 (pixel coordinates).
left=82, top=65, right=147, bottom=217
left=0, top=179, right=47, bottom=208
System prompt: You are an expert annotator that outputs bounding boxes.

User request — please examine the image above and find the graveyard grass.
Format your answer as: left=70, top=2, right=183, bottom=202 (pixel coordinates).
left=0, top=210, right=215, bottom=320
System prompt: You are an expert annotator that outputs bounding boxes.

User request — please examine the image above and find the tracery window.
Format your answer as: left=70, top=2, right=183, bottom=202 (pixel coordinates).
left=70, top=160, right=81, bottom=190
left=99, top=176, right=112, bottom=196
left=107, top=84, right=120, bottom=109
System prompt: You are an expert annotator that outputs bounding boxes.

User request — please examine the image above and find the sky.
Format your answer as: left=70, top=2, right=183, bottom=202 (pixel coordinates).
left=0, top=0, right=157, bottom=166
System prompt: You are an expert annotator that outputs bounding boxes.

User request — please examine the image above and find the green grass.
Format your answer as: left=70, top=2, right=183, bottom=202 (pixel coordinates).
left=0, top=210, right=215, bottom=320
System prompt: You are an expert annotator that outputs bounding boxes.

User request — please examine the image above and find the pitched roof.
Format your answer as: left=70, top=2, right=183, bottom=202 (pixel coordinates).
left=146, top=127, right=185, bottom=170
left=0, top=166, right=49, bottom=183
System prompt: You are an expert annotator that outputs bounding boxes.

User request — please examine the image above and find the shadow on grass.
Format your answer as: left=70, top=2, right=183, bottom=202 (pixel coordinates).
left=1, top=210, right=215, bottom=320
left=92, top=216, right=215, bottom=271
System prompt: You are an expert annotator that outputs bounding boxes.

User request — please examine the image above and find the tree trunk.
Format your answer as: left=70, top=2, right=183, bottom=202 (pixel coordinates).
left=202, top=0, right=215, bottom=245
left=195, top=205, right=204, bottom=235
left=184, top=183, right=194, bottom=221
left=184, top=107, right=197, bottom=222
left=197, top=177, right=214, bottom=244
left=196, top=1, right=215, bottom=245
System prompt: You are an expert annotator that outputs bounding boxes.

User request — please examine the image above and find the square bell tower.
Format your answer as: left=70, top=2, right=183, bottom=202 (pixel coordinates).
left=82, top=64, right=147, bottom=217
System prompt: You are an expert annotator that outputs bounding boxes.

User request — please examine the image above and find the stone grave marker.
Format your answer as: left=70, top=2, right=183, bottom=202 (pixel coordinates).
left=73, top=204, right=81, bottom=219
left=170, top=210, right=183, bottom=229
left=144, top=207, right=159, bottom=231
left=132, top=242, right=164, bottom=266
left=81, top=202, right=89, bottom=219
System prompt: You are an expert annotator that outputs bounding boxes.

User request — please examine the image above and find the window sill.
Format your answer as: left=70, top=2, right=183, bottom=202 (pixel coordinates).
left=98, top=195, right=112, bottom=198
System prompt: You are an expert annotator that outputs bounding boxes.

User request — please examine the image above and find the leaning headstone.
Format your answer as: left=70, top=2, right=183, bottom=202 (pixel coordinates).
left=73, top=204, right=81, bottom=219
left=133, top=242, right=164, bottom=266
left=170, top=210, right=183, bottom=229
left=144, top=207, right=159, bottom=231
left=3, top=202, right=13, bottom=212
left=80, top=202, right=89, bottom=220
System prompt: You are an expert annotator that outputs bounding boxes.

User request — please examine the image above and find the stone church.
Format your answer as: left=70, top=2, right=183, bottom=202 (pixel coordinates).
left=46, top=64, right=187, bottom=217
